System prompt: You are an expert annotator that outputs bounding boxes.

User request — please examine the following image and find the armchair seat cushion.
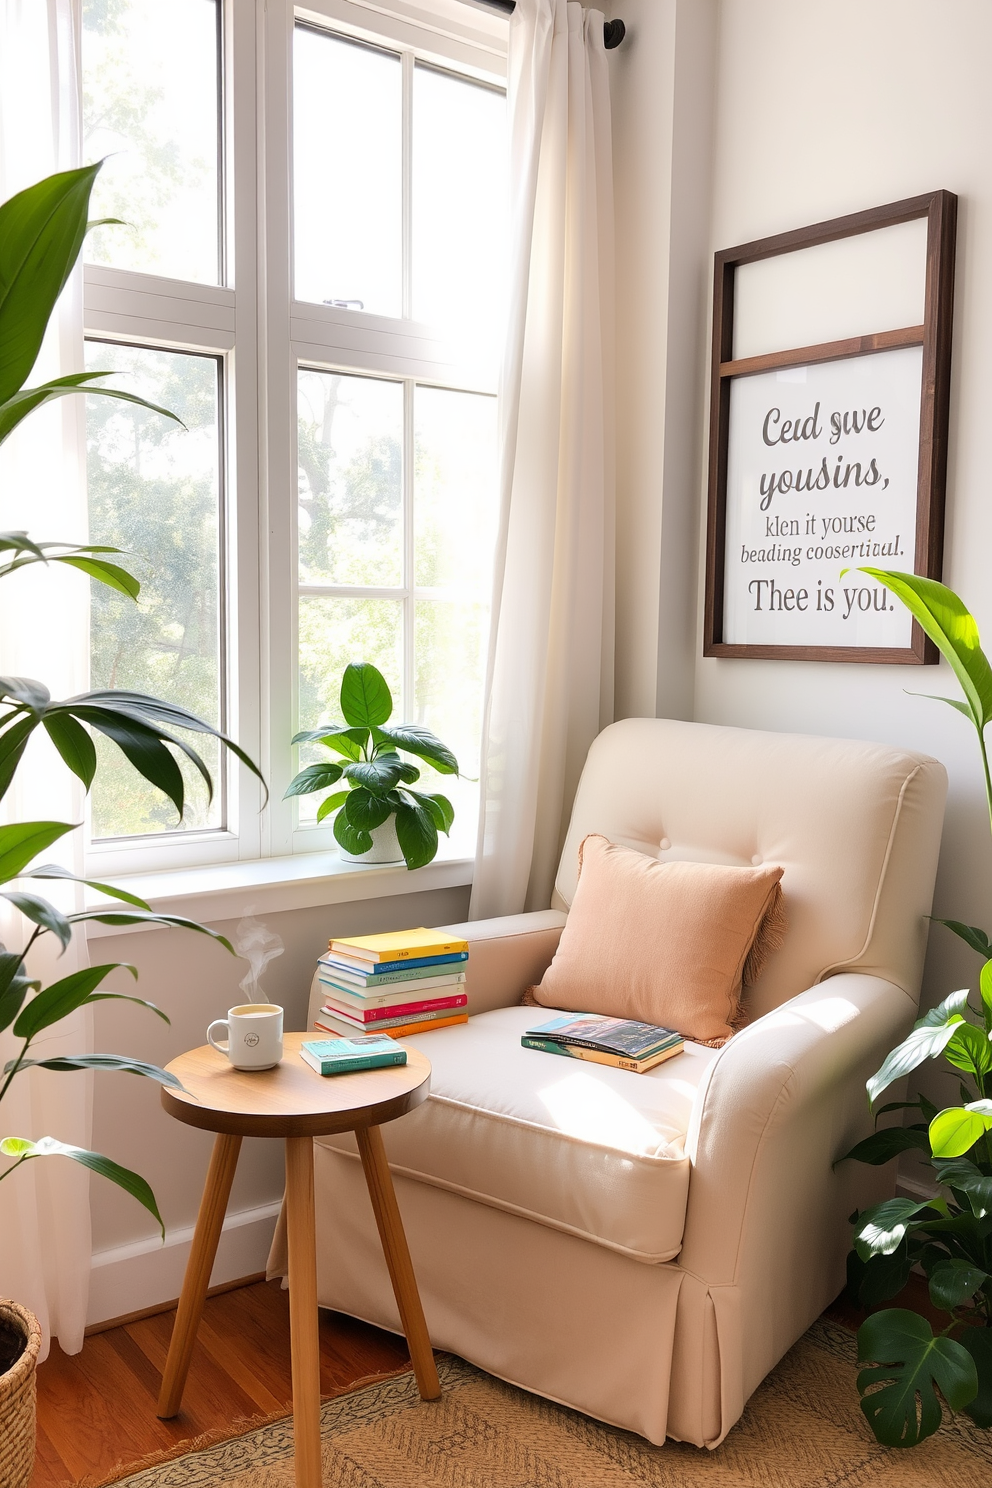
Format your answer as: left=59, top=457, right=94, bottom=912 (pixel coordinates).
left=317, top=1006, right=719, bottom=1263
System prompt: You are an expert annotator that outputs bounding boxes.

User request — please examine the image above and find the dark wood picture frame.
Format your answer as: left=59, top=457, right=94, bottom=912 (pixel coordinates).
left=703, top=190, right=957, bottom=664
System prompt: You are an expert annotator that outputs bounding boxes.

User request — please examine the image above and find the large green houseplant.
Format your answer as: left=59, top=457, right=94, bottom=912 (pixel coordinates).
left=287, top=660, right=458, bottom=870
left=0, top=163, right=264, bottom=1361
left=841, top=568, right=992, bottom=1447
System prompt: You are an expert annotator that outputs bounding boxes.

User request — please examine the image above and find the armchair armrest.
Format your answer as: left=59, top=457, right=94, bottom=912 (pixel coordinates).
left=676, top=973, right=917, bottom=1421
left=435, top=910, right=567, bottom=1013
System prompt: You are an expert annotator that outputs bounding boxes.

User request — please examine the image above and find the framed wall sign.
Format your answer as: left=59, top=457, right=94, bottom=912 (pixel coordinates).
left=704, top=191, right=956, bottom=663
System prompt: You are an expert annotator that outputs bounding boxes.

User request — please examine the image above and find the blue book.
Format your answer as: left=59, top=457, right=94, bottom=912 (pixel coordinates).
left=300, top=1035, right=408, bottom=1076
left=320, top=950, right=468, bottom=978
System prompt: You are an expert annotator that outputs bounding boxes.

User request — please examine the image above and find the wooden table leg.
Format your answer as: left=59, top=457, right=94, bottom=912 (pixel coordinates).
left=285, top=1135, right=322, bottom=1488
left=356, top=1124, right=441, bottom=1401
left=158, top=1132, right=242, bottom=1418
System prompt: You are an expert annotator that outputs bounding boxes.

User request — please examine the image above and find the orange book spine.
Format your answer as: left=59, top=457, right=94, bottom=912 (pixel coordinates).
left=314, top=1012, right=468, bottom=1039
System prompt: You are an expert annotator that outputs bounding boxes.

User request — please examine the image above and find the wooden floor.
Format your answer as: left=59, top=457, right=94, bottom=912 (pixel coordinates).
left=31, top=1279, right=411, bottom=1487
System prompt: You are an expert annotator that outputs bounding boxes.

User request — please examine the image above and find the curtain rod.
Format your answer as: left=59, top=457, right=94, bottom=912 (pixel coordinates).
left=472, top=1, right=626, bottom=49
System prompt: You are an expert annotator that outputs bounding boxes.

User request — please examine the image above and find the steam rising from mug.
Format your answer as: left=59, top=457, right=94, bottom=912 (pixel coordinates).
left=234, top=912, right=284, bottom=998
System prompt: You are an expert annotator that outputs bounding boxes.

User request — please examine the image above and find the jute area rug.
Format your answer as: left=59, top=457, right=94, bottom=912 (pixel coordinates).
left=111, top=1318, right=991, bottom=1488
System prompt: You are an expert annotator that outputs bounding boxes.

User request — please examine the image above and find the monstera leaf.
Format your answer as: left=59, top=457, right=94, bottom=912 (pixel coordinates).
left=857, top=1310, right=978, bottom=1447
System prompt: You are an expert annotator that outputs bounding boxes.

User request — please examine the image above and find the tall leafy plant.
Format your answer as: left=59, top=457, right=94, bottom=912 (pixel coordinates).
left=0, top=165, right=265, bottom=1232
left=842, top=568, right=992, bottom=1447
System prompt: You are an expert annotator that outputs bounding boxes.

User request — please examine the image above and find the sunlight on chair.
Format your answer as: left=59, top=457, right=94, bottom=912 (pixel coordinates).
left=538, top=1072, right=668, bottom=1154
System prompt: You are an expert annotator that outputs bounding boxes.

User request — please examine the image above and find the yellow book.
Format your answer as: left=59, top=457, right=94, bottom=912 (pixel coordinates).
left=330, top=927, right=469, bottom=963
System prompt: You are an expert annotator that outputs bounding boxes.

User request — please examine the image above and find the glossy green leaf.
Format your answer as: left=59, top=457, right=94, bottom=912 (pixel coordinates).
left=854, top=1197, right=947, bottom=1259
left=0, top=373, right=181, bottom=447
left=0, top=951, right=36, bottom=1032
left=850, top=1246, right=913, bottom=1308
left=283, top=761, right=344, bottom=798
left=0, top=820, right=74, bottom=883
left=27, top=863, right=150, bottom=909
left=332, top=809, right=372, bottom=857
left=82, top=711, right=186, bottom=818
left=927, top=1258, right=988, bottom=1311
left=0, top=165, right=99, bottom=409
left=394, top=800, right=438, bottom=870
left=373, top=723, right=458, bottom=775
left=344, top=756, right=407, bottom=793
left=6, top=1053, right=182, bottom=1088
left=42, top=713, right=97, bottom=789
left=867, top=991, right=971, bottom=1106
left=0, top=1135, right=164, bottom=1238
left=1, top=890, right=71, bottom=950
left=841, top=1127, right=930, bottom=1166
left=0, top=714, right=36, bottom=800
left=929, top=1101, right=992, bottom=1159
left=13, top=962, right=136, bottom=1039
left=981, top=959, right=992, bottom=1027
left=343, top=787, right=392, bottom=833
left=340, top=662, right=392, bottom=728
left=933, top=918, right=992, bottom=959
left=291, top=724, right=367, bottom=760
left=857, top=569, right=992, bottom=728
left=933, top=1157, right=992, bottom=1218
left=944, top=1020, right=992, bottom=1078
left=315, top=790, right=350, bottom=823
left=960, top=1327, right=992, bottom=1427
left=67, top=910, right=233, bottom=952
left=856, top=1309, right=978, bottom=1447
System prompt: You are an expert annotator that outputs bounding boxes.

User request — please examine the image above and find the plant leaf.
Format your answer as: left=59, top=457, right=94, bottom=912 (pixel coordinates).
left=0, top=374, right=181, bottom=447
left=27, top=862, right=150, bottom=909
left=343, top=787, right=392, bottom=833
left=344, top=756, right=406, bottom=793
left=1, top=890, right=71, bottom=950
left=394, top=800, right=438, bottom=870
left=372, top=723, right=458, bottom=774
left=856, top=569, right=992, bottom=728
left=332, top=809, right=372, bottom=857
left=67, top=910, right=233, bottom=952
left=82, top=710, right=186, bottom=818
left=291, top=726, right=368, bottom=761
left=856, top=1308, right=978, bottom=1447
left=0, top=1135, right=164, bottom=1238
left=6, top=1053, right=182, bottom=1088
left=0, top=820, right=75, bottom=883
left=981, top=959, right=992, bottom=1028
left=13, top=962, right=136, bottom=1039
left=944, top=1020, right=992, bottom=1079
left=867, top=992, right=971, bottom=1106
left=960, top=1327, right=992, bottom=1427
left=0, top=714, right=36, bottom=800
left=315, top=790, right=350, bottom=823
left=283, top=761, right=343, bottom=799
left=340, top=662, right=392, bottom=728
left=841, top=1127, right=931, bottom=1166
left=854, top=1197, right=947, bottom=1259
left=850, top=1246, right=913, bottom=1308
left=0, top=951, right=36, bottom=1032
left=927, top=1258, right=988, bottom=1311
left=933, top=1156, right=992, bottom=1218
left=0, top=165, right=99, bottom=409
left=41, top=713, right=97, bottom=789
left=929, top=1101, right=992, bottom=1159
left=933, top=918, right=992, bottom=959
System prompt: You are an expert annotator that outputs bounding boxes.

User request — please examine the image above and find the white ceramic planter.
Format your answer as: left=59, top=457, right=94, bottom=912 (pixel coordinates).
left=337, top=814, right=405, bottom=865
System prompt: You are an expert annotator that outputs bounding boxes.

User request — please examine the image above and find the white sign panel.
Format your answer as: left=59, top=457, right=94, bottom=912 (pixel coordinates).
left=723, top=346, right=923, bottom=648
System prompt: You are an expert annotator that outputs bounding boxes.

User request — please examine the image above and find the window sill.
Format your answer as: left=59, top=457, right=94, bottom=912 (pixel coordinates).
left=83, top=841, right=474, bottom=937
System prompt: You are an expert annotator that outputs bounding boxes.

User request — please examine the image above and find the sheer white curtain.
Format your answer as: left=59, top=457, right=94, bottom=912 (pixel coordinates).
left=0, top=0, right=94, bottom=1357
left=471, top=0, right=615, bottom=918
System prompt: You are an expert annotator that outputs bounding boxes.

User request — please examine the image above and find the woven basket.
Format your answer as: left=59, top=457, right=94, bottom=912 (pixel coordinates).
left=0, top=1299, right=41, bottom=1488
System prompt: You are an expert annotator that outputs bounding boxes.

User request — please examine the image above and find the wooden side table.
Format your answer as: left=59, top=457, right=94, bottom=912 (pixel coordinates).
left=156, top=1031, right=439, bottom=1488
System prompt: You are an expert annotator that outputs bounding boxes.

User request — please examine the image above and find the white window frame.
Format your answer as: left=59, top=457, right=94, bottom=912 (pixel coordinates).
left=81, top=0, right=507, bottom=879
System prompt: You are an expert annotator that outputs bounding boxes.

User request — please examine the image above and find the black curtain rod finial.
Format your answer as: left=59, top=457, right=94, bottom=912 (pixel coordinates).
left=474, top=2, right=626, bottom=49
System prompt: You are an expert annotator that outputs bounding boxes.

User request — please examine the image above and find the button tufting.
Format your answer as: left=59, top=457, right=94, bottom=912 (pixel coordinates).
left=751, top=853, right=762, bottom=865
left=659, top=838, right=671, bottom=851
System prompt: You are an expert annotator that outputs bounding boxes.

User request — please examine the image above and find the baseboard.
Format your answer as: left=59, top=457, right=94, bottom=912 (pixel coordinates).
left=87, top=1199, right=283, bottom=1328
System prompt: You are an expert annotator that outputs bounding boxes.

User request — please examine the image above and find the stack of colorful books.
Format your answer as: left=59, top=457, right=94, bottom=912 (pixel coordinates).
left=313, top=927, right=469, bottom=1040
left=522, top=1013, right=684, bottom=1073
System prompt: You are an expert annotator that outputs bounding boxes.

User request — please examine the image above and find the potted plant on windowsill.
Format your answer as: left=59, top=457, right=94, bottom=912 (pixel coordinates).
left=0, top=166, right=265, bottom=1485
left=286, top=662, right=459, bottom=870
left=840, top=568, right=992, bottom=1449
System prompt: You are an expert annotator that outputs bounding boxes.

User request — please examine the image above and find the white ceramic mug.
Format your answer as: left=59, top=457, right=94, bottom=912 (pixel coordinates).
left=207, top=1003, right=284, bottom=1070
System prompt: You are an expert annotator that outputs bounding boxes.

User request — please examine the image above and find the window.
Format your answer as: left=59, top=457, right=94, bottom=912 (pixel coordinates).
left=80, top=0, right=507, bottom=873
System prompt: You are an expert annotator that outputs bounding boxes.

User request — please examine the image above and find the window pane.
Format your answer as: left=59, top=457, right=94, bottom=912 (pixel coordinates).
left=298, top=372, right=403, bottom=587
left=294, top=28, right=402, bottom=315
left=413, top=65, right=507, bottom=347
left=83, top=0, right=220, bottom=284
left=298, top=596, right=403, bottom=824
left=415, top=600, right=488, bottom=842
left=86, top=343, right=222, bottom=838
left=414, top=386, right=498, bottom=590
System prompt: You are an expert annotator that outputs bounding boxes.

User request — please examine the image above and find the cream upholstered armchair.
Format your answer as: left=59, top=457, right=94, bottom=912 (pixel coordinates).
left=270, top=717, right=947, bottom=1448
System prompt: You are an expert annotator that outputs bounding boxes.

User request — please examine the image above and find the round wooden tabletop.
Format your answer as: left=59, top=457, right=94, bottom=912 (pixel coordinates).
left=160, top=1032, right=432, bottom=1138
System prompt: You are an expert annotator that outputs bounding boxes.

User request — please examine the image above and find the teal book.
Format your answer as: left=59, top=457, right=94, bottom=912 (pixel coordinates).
left=524, top=1014, right=683, bottom=1060
left=300, top=1035, right=408, bottom=1076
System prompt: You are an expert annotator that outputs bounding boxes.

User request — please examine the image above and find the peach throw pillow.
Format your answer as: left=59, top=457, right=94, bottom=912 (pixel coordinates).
left=529, top=835, right=786, bottom=1045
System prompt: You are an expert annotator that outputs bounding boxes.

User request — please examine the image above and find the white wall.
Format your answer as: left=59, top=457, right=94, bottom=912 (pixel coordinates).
left=610, top=0, right=992, bottom=1123
left=85, top=881, right=468, bottom=1322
